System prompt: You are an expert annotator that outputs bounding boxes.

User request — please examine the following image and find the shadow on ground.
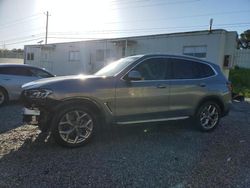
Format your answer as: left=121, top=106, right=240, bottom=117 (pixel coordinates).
left=0, top=101, right=249, bottom=187
left=0, top=101, right=22, bottom=133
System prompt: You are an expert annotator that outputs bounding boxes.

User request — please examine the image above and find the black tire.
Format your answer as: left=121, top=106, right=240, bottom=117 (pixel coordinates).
left=51, top=104, right=98, bottom=147
left=0, top=88, right=8, bottom=106
left=195, top=101, right=221, bottom=132
left=38, top=116, right=52, bottom=133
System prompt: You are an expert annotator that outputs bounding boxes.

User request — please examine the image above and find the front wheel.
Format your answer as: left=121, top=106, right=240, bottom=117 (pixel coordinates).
left=195, top=101, right=221, bottom=131
left=52, top=105, right=97, bottom=147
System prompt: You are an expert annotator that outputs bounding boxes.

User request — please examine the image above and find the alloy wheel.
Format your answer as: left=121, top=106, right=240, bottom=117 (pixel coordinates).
left=58, top=110, right=94, bottom=144
left=199, top=104, right=219, bottom=130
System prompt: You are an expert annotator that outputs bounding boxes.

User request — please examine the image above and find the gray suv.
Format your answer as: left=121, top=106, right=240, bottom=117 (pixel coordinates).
left=22, top=54, right=231, bottom=147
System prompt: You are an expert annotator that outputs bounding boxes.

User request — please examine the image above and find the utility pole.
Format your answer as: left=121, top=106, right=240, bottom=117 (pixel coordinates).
left=45, top=11, right=49, bottom=44
left=209, top=18, right=213, bottom=33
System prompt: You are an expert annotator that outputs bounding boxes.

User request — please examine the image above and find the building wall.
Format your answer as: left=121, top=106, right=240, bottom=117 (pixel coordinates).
left=234, top=49, right=250, bottom=69
left=132, top=32, right=224, bottom=64
left=24, top=46, right=42, bottom=67
left=223, top=31, right=238, bottom=76
left=126, top=30, right=237, bottom=77
left=25, top=41, right=120, bottom=76
left=24, top=30, right=237, bottom=77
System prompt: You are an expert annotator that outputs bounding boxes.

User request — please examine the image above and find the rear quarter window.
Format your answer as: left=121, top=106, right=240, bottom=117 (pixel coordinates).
left=171, top=59, right=215, bottom=79
left=193, top=62, right=215, bottom=78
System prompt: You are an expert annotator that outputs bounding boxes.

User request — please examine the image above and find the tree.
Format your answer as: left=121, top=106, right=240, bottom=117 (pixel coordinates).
left=239, top=29, right=250, bottom=49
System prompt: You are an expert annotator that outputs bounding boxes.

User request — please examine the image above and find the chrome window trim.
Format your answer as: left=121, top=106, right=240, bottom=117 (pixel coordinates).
left=120, top=55, right=218, bottom=82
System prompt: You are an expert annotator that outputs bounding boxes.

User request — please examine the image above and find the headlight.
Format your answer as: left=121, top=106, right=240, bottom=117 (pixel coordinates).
left=25, top=89, right=53, bottom=99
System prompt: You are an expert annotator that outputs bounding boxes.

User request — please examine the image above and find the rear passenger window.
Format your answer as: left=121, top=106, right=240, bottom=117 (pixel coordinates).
left=171, top=59, right=215, bottom=79
left=133, top=58, right=170, bottom=80
left=172, top=59, right=195, bottom=79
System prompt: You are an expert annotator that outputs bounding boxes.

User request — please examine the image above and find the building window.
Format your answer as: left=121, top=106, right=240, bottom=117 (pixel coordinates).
left=27, top=53, right=34, bottom=60
left=223, top=55, right=231, bottom=68
left=69, top=51, right=80, bottom=62
left=96, top=49, right=105, bottom=62
left=183, top=45, right=207, bottom=58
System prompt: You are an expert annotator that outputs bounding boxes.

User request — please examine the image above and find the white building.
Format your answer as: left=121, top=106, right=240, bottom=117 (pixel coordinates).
left=24, top=29, right=238, bottom=77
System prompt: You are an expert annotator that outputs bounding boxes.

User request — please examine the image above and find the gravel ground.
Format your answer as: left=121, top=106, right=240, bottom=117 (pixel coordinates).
left=0, top=101, right=249, bottom=188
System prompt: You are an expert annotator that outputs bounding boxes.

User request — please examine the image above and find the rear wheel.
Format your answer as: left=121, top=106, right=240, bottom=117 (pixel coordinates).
left=0, top=88, right=8, bottom=106
left=52, top=105, right=97, bottom=147
left=195, top=101, right=221, bottom=131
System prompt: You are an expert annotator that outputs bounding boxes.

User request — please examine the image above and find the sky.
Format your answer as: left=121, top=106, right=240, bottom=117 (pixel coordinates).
left=0, top=0, right=250, bottom=49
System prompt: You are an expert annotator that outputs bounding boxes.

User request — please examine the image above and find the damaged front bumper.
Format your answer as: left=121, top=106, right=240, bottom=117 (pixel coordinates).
left=22, top=107, right=40, bottom=125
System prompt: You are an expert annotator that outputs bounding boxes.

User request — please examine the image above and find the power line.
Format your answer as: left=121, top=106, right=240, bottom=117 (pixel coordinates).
left=45, top=23, right=249, bottom=41
left=5, top=27, right=45, bottom=37
left=107, top=0, right=200, bottom=10
left=48, top=22, right=250, bottom=35
left=2, top=21, right=249, bottom=45
left=0, top=33, right=45, bottom=43
left=108, top=0, right=185, bottom=7
left=108, top=0, right=152, bottom=5
left=1, top=9, right=249, bottom=35
left=48, top=37, right=104, bottom=40
left=4, top=37, right=45, bottom=46
left=0, top=0, right=198, bottom=30
left=0, top=13, right=41, bottom=30
left=45, top=24, right=250, bottom=41
left=3, top=23, right=249, bottom=46
left=99, top=10, right=250, bottom=25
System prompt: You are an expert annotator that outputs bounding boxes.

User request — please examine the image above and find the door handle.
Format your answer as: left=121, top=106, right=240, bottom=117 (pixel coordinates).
left=3, top=78, right=10, bottom=81
left=157, top=84, right=166, bottom=89
left=199, top=83, right=206, bottom=87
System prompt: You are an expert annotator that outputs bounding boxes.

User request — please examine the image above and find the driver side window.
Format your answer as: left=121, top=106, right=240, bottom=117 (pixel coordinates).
left=132, top=58, right=167, bottom=80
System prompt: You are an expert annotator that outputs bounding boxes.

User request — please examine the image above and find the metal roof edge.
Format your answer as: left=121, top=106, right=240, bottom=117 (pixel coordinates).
left=24, top=29, right=237, bottom=48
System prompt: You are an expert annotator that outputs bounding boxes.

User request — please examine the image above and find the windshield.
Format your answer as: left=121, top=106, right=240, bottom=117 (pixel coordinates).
left=94, top=55, right=142, bottom=76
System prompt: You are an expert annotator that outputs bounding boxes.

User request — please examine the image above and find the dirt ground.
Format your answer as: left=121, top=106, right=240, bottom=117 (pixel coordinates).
left=0, top=101, right=249, bottom=187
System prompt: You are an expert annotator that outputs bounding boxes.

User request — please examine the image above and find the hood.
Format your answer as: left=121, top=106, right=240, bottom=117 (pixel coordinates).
left=22, top=74, right=103, bottom=89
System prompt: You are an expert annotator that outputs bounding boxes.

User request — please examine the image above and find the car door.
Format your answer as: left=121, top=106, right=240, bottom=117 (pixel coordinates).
left=1, top=66, right=38, bottom=99
left=168, top=58, right=211, bottom=117
left=115, top=57, right=171, bottom=124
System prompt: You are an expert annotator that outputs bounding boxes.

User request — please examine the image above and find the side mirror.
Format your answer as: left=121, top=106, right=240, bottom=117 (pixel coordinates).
left=127, top=70, right=142, bottom=81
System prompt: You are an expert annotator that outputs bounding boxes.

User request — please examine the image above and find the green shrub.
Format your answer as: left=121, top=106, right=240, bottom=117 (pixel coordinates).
left=229, top=67, right=250, bottom=97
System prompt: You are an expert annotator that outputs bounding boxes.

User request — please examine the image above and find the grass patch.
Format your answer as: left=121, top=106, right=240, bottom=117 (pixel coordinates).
left=229, top=67, right=250, bottom=98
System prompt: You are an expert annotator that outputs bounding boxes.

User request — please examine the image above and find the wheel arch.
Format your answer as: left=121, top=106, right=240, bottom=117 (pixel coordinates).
left=53, top=97, right=109, bottom=124
left=195, top=95, right=225, bottom=116
left=0, top=85, right=9, bottom=101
